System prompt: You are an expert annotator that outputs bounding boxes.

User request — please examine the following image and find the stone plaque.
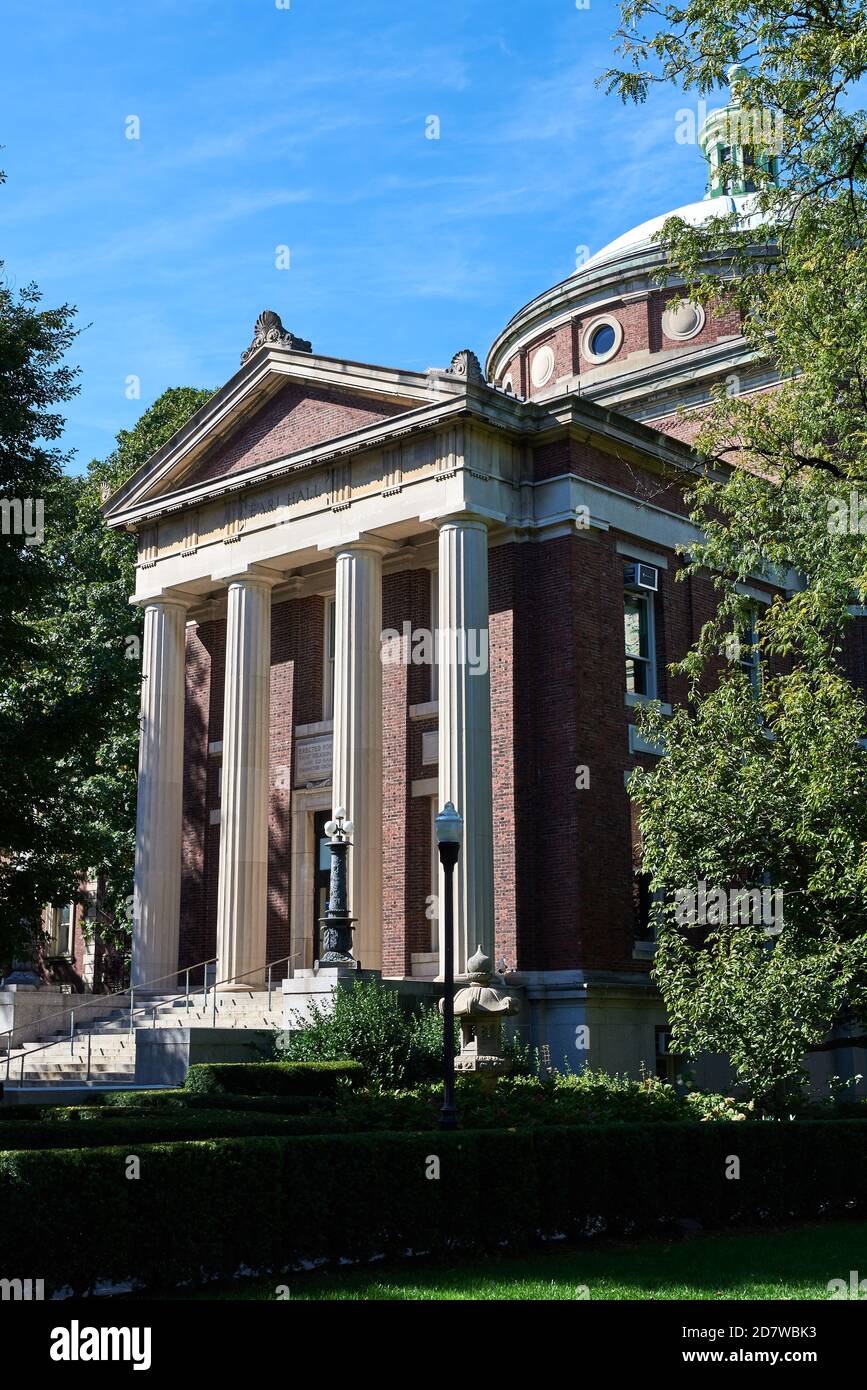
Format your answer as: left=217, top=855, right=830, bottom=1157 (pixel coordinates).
left=294, top=735, right=333, bottom=787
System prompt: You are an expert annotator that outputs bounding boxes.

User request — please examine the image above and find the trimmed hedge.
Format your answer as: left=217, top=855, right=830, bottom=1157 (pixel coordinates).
left=184, top=1060, right=364, bottom=1097
left=0, top=1107, right=350, bottom=1151
left=96, top=1089, right=333, bottom=1116
left=2, top=1119, right=867, bottom=1294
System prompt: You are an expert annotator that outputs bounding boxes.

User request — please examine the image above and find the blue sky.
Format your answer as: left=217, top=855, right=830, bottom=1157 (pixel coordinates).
left=0, top=0, right=707, bottom=474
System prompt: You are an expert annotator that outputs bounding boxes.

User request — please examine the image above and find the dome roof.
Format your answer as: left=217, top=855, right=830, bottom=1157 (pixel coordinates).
left=580, top=192, right=762, bottom=274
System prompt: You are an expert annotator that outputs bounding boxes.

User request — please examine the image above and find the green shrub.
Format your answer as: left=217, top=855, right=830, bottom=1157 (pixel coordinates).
left=326, top=1071, right=719, bottom=1131
left=97, top=1089, right=332, bottom=1115
left=2, top=1120, right=866, bottom=1294
left=279, top=978, right=458, bottom=1087
left=184, top=1060, right=364, bottom=1098
left=328, top=1072, right=690, bottom=1131
left=0, top=1107, right=352, bottom=1152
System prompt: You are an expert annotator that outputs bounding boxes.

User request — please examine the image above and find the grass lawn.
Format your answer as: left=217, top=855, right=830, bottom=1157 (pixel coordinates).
left=165, top=1220, right=867, bottom=1301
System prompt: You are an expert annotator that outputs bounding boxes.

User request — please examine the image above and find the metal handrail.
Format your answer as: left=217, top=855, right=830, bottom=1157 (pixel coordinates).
left=1, top=954, right=218, bottom=1056
left=5, top=951, right=298, bottom=1087
left=3, top=954, right=218, bottom=1086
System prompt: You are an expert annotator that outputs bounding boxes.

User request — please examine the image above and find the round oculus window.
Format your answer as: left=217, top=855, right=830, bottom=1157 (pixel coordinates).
left=530, top=344, right=555, bottom=388
left=590, top=323, right=616, bottom=357
left=662, top=299, right=705, bottom=341
left=582, top=315, right=622, bottom=364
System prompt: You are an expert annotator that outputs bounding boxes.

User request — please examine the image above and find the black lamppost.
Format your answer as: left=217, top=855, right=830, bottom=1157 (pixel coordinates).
left=319, top=807, right=357, bottom=964
left=435, top=801, right=463, bottom=1130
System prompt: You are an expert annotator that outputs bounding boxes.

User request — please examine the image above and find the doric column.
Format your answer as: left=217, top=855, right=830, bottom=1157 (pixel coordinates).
left=437, top=516, right=494, bottom=976
left=331, top=542, right=385, bottom=971
left=132, top=592, right=191, bottom=988
left=215, top=564, right=279, bottom=989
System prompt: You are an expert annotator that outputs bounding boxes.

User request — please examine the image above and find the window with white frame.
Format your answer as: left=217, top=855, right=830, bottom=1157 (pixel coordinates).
left=48, top=903, right=73, bottom=957
left=736, top=606, right=761, bottom=695
left=623, top=563, right=658, bottom=697
left=323, top=596, right=336, bottom=720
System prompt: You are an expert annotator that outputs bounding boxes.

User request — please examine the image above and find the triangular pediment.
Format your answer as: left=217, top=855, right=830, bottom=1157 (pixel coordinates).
left=103, top=349, right=440, bottom=523
left=183, top=376, right=410, bottom=490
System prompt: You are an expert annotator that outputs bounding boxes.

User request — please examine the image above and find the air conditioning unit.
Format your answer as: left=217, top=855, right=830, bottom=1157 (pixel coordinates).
left=623, top=562, right=658, bottom=592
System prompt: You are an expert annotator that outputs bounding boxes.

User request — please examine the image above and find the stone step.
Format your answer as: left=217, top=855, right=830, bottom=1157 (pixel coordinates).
left=11, top=1072, right=136, bottom=1087
left=28, top=1005, right=282, bottom=1043
left=14, top=1067, right=135, bottom=1078
left=5, top=988, right=285, bottom=1089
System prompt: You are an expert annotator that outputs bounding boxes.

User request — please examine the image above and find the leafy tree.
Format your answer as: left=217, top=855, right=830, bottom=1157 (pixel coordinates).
left=604, top=1, right=867, bottom=1097
left=0, top=166, right=80, bottom=963
left=632, top=673, right=867, bottom=1103
left=0, top=380, right=211, bottom=971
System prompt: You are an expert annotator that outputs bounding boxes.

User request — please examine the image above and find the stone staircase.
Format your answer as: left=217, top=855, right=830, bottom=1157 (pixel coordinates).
left=3, top=989, right=284, bottom=1092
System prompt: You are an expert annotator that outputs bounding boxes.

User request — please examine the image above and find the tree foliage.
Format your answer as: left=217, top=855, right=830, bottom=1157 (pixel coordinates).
left=0, top=366, right=210, bottom=967
left=606, top=1, right=867, bottom=1095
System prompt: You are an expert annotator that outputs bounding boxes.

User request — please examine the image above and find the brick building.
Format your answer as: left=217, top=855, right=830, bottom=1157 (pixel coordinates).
left=101, top=77, right=802, bottom=1076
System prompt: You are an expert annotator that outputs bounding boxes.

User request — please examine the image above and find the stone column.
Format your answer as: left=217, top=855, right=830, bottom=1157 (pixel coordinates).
left=437, top=516, right=495, bottom=976
left=331, top=542, right=385, bottom=971
left=132, top=592, right=191, bottom=988
left=215, top=565, right=279, bottom=989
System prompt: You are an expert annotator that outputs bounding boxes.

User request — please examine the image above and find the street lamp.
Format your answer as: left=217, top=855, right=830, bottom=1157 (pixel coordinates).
left=319, top=808, right=357, bottom=964
left=435, top=801, right=463, bottom=1130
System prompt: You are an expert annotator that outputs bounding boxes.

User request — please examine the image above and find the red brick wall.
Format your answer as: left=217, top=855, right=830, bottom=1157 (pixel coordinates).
left=185, top=383, right=409, bottom=487
left=531, top=435, right=692, bottom=518
left=499, top=290, right=743, bottom=393
left=381, top=569, right=434, bottom=976
left=490, top=543, right=533, bottom=972
left=576, top=297, right=650, bottom=373
left=267, top=602, right=294, bottom=974
left=176, top=480, right=789, bottom=981
left=268, top=593, right=324, bottom=978
left=648, top=290, right=742, bottom=353
left=179, top=597, right=326, bottom=982
left=179, top=621, right=216, bottom=975
left=527, top=325, right=574, bottom=387
left=642, top=410, right=708, bottom=445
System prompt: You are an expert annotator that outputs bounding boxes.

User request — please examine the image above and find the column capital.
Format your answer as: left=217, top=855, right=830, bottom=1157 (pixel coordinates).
left=419, top=507, right=501, bottom=532
left=434, top=511, right=493, bottom=533
left=129, top=586, right=196, bottom=611
left=317, top=531, right=402, bottom=559
left=211, top=560, right=283, bottom=589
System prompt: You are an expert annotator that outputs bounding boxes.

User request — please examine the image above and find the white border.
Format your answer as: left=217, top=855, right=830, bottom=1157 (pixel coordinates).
left=582, top=314, right=623, bottom=364
left=530, top=344, right=555, bottom=387
left=661, top=299, right=705, bottom=342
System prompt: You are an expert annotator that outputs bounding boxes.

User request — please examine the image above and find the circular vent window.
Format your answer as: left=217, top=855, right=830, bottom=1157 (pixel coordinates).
left=662, top=299, right=705, bottom=341
left=590, top=323, right=616, bottom=357
left=582, top=315, right=622, bottom=364
left=530, top=344, right=555, bottom=388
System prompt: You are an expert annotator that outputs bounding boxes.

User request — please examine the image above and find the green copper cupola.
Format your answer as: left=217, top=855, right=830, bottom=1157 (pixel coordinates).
left=699, top=63, right=782, bottom=197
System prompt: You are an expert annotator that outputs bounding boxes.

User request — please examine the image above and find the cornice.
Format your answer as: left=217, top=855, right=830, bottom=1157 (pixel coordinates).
left=485, top=242, right=775, bottom=382
left=102, top=349, right=443, bottom=522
